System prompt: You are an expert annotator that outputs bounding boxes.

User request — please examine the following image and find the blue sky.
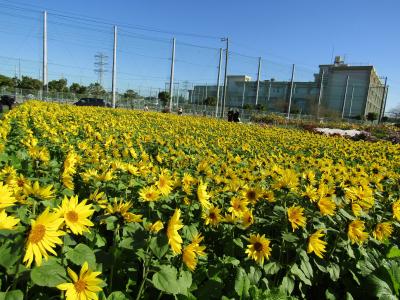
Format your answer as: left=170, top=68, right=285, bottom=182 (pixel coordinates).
left=0, top=0, right=399, bottom=110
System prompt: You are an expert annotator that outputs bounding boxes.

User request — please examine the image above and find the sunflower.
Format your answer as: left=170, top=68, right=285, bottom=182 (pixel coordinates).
left=373, top=222, right=393, bottom=241
left=228, top=197, right=248, bottom=218
left=241, top=210, right=254, bottom=228
left=197, top=180, right=211, bottom=209
left=182, top=173, right=196, bottom=195
left=202, top=206, right=222, bottom=227
left=105, top=198, right=143, bottom=224
left=182, top=234, right=206, bottom=272
left=23, top=208, right=65, bottom=267
left=245, top=234, right=272, bottom=265
left=307, top=229, right=327, bottom=258
left=147, top=220, right=164, bottom=233
left=287, top=206, right=307, bottom=231
left=242, top=186, right=261, bottom=204
left=57, top=196, right=94, bottom=235
left=167, top=209, right=184, bottom=255
left=23, top=181, right=55, bottom=200
left=318, top=198, right=336, bottom=216
left=273, top=169, right=299, bottom=191
left=392, top=200, right=400, bottom=221
left=156, top=169, right=173, bottom=196
left=57, top=261, right=104, bottom=300
left=0, top=210, right=20, bottom=230
left=0, top=182, right=17, bottom=209
left=348, top=220, right=368, bottom=245
left=139, top=185, right=161, bottom=202
left=302, top=185, right=319, bottom=202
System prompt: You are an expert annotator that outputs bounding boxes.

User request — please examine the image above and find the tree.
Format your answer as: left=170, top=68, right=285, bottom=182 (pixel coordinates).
left=203, top=96, right=217, bottom=106
left=87, top=83, right=106, bottom=98
left=18, top=76, right=42, bottom=91
left=158, top=91, right=170, bottom=106
left=388, top=105, right=400, bottom=119
left=69, top=83, right=87, bottom=95
left=0, top=75, right=14, bottom=88
left=123, top=89, right=138, bottom=101
left=366, top=112, right=378, bottom=123
left=48, top=79, right=68, bottom=92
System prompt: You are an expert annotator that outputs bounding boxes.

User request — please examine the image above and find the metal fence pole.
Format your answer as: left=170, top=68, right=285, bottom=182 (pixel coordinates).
left=287, top=64, right=295, bottom=119
left=341, top=75, right=350, bottom=119
left=317, top=69, right=325, bottom=119
left=42, top=10, right=48, bottom=100
left=255, top=57, right=261, bottom=106
left=215, top=48, right=222, bottom=117
left=168, top=37, right=176, bottom=111
left=112, top=25, right=117, bottom=108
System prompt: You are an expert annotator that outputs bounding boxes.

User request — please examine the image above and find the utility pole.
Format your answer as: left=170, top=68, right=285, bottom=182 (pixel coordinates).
left=348, top=85, right=354, bottom=118
left=255, top=57, right=261, bottom=106
left=316, top=69, right=325, bottom=119
left=112, top=25, right=117, bottom=108
left=287, top=64, right=295, bottom=119
left=215, top=48, right=222, bottom=117
left=221, top=37, right=229, bottom=118
left=378, top=77, right=388, bottom=123
left=341, top=75, right=350, bottom=119
left=169, top=37, right=176, bottom=111
left=42, top=10, right=48, bottom=100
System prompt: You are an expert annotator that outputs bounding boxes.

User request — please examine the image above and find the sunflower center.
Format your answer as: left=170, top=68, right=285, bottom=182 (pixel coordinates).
left=159, top=177, right=167, bottom=187
left=17, top=179, right=25, bottom=187
left=74, top=279, right=87, bottom=293
left=254, top=242, right=263, bottom=251
left=66, top=210, right=79, bottom=223
left=247, top=190, right=256, bottom=200
left=209, top=212, right=217, bottom=220
left=29, top=224, right=46, bottom=244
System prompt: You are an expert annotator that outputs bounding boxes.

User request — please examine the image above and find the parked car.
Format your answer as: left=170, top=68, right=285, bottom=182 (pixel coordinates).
left=0, top=95, right=16, bottom=112
left=74, top=98, right=111, bottom=107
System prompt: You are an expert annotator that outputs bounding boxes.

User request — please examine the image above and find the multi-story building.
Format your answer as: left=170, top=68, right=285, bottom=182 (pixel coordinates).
left=188, top=57, right=388, bottom=118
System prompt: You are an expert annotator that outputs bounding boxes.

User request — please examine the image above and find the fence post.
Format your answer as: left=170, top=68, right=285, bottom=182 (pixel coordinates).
left=112, top=25, right=117, bottom=108
left=169, top=37, right=176, bottom=111
left=287, top=64, right=295, bottom=119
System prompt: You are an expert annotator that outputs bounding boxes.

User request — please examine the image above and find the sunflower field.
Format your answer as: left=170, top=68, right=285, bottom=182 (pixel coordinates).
left=0, top=101, right=399, bottom=300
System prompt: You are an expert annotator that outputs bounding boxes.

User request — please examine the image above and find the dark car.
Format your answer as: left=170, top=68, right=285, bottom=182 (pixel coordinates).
left=74, top=98, right=111, bottom=107
left=0, top=95, right=16, bottom=112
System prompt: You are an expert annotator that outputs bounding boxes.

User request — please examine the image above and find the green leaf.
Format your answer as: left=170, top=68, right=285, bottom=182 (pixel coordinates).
left=366, top=274, right=397, bottom=299
left=248, top=266, right=262, bottom=285
left=264, top=262, right=281, bottom=275
left=282, top=232, right=299, bottom=243
left=149, top=234, right=169, bottom=259
left=234, top=267, right=250, bottom=298
left=182, top=224, right=198, bottom=240
left=290, top=264, right=311, bottom=286
left=339, top=208, right=355, bottom=220
left=280, top=276, right=295, bottom=295
left=152, top=265, right=191, bottom=295
left=0, top=242, right=20, bottom=270
left=0, top=290, right=24, bottom=300
left=387, top=246, right=400, bottom=259
left=357, top=259, right=376, bottom=277
left=300, top=258, right=313, bottom=280
left=233, top=238, right=243, bottom=248
left=327, top=263, right=340, bottom=282
left=30, top=259, right=67, bottom=287
left=107, top=291, right=129, bottom=300
left=65, top=243, right=96, bottom=269
left=325, top=288, right=337, bottom=300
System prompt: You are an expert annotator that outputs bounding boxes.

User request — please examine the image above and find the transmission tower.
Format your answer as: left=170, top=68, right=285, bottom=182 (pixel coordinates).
left=94, top=52, right=108, bottom=86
